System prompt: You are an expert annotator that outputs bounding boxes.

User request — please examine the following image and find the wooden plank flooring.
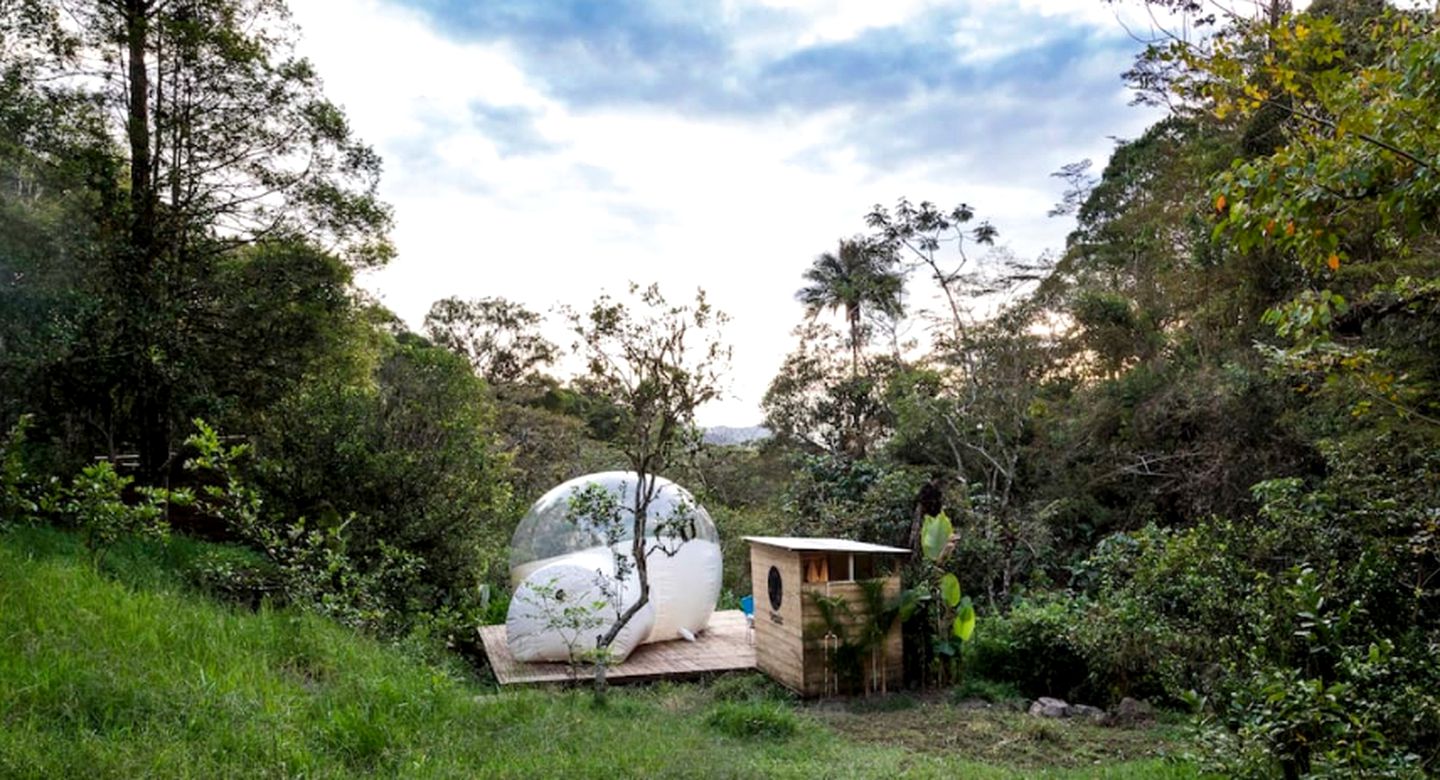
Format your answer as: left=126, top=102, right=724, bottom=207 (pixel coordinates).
left=479, top=610, right=756, bottom=686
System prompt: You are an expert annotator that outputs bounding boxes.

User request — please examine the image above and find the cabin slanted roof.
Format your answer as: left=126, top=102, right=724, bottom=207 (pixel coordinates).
left=742, top=536, right=910, bottom=555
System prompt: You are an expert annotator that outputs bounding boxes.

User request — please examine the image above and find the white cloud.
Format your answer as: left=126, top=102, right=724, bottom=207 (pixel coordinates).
left=289, top=0, right=1160, bottom=427
left=742, top=0, right=945, bottom=46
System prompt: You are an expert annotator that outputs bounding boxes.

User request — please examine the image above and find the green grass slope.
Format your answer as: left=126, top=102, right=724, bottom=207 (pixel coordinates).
left=0, top=527, right=1199, bottom=779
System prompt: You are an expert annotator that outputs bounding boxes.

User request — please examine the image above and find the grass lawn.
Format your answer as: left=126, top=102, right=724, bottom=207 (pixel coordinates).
left=0, top=526, right=1202, bottom=778
left=813, top=695, right=1193, bottom=771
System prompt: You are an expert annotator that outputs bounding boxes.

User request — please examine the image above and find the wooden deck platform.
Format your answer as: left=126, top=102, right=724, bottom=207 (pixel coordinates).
left=479, top=610, right=756, bottom=686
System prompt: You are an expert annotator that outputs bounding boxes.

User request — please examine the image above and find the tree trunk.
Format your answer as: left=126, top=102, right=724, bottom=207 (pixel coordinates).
left=592, top=637, right=609, bottom=706
left=590, top=473, right=654, bottom=703
left=122, top=0, right=171, bottom=481
left=126, top=0, right=154, bottom=259
left=846, top=304, right=868, bottom=457
left=848, top=304, right=860, bottom=380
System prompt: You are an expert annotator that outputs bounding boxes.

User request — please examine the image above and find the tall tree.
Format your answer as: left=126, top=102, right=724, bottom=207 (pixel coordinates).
left=865, top=199, right=1066, bottom=604
left=424, top=296, right=557, bottom=390
left=762, top=321, right=892, bottom=457
left=796, top=238, right=904, bottom=379
left=3, top=0, right=393, bottom=477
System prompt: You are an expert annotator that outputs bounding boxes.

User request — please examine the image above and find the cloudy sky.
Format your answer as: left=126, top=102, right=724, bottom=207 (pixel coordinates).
left=287, top=0, right=1165, bottom=425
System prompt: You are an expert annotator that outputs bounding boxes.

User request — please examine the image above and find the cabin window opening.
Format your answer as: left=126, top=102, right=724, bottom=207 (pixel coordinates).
left=802, top=553, right=830, bottom=583
left=801, top=552, right=884, bottom=583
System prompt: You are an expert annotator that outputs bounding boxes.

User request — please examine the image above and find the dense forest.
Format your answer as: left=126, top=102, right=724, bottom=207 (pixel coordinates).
left=2, top=0, right=1438, bottom=777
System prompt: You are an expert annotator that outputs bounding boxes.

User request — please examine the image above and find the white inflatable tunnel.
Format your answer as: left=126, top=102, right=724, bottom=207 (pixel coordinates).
left=506, top=472, right=722, bottom=663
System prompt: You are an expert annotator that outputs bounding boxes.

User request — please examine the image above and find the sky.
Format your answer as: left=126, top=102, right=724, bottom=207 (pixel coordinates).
left=286, top=0, right=1166, bottom=426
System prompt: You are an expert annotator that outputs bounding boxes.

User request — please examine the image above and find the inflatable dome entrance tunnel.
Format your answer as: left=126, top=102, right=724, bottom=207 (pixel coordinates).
left=506, top=472, right=722, bottom=663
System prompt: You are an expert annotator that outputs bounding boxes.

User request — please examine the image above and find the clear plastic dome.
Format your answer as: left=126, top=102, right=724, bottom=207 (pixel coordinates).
left=507, top=471, right=722, bottom=648
left=509, top=471, right=719, bottom=586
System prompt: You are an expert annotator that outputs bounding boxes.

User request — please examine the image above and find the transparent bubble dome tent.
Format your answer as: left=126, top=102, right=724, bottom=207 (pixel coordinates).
left=506, top=471, right=722, bottom=663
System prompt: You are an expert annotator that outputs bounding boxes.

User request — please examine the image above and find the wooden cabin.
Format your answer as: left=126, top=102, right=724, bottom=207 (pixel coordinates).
left=743, top=536, right=909, bottom=697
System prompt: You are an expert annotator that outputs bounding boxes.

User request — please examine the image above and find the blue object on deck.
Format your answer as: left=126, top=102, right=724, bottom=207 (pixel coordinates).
left=740, top=595, right=754, bottom=616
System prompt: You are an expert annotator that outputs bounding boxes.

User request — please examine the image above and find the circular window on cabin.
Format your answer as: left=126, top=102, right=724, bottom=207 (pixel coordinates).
left=767, top=565, right=783, bottom=611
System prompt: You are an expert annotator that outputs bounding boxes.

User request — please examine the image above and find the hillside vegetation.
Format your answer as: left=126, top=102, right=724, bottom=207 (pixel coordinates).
left=0, top=527, right=1197, bottom=779
left=3, top=1, right=1438, bottom=777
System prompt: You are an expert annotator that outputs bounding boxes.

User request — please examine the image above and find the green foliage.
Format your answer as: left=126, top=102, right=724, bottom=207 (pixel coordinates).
left=924, top=513, right=954, bottom=564
left=565, top=282, right=729, bottom=476
left=424, top=295, right=558, bottom=388
left=1070, top=290, right=1161, bottom=376
left=783, top=452, right=926, bottom=546
left=953, top=599, right=976, bottom=642
left=1066, top=431, right=1440, bottom=768
left=805, top=578, right=909, bottom=696
left=711, top=504, right=789, bottom=596
left=904, top=512, right=980, bottom=687
left=939, top=572, right=961, bottom=608
left=763, top=321, right=895, bottom=456
left=809, top=591, right=868, bottom=692
left=185, top=420, right=264, bottom=538
left=528, top=377, right=630, bottom=443
left=4, top=530, right=1213, bottom=778
left=560, top=282, right=729, bottom=693
left=795, top=239, right=905, bottom=351
left=1, top=0, right=396, bottom=478
left=493, top=400, right=622, bottom=505
left=186, top=418, right=453, bottom=638
left=4, top=3, right=1438, bottom=778
left=791, top=238, right=905, bottom=457
left=881, top=316, right=1059, bottom=606
left=1195, top=569, right=1440, bottom=779
left=58, top=462, right=181, bottom=569
left=252, top=336, right=515, bottom=608
left=1141, top=2, right=1440, bottom=433
left=680, top=440, right=792, bottom=510
left=0, top=415, right=40, bottom=527
left=970, top=596, right=1092, bottom=702
left=513, top=575, right=608, bottom=669
left=180, top=544, right=283, bottom=608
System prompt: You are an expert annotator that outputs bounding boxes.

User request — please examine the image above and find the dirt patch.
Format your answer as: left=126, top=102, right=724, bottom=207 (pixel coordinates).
left=807, top=693, right=1192, bottom=770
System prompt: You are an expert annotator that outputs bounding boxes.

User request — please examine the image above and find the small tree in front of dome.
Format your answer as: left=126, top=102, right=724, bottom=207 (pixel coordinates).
left=563, top=283, right=730, bottom=702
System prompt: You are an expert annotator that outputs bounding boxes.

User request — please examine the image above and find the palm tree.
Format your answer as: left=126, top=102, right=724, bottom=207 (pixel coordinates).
left=796, top=238, right=904, bottom=378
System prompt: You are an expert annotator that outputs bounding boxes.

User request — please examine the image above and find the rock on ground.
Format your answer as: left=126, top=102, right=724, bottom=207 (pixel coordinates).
left=1070, top=703, right=1106, bottom=721
left=1026, top=697, right=1111, bottom=722
left=1028, top=697, right=1071, bottom=718
left=1107, top=697, right=1155, bottom=726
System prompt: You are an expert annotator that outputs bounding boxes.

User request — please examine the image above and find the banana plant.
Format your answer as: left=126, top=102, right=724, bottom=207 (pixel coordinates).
left=905, top=512, right=977, bottom=686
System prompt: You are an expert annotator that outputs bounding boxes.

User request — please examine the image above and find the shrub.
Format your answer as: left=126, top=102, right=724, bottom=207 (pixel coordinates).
left=59, top=462, right=181, bottom=569
left=705, top=701, right=800, bottom=740
left=185, top=420, right=434, bottom=636
left=969, top=594, right=1091, bottom=701
left=782, top=453, right=926, bottom=547
left=1196, top=568, right=1440, bottom=779
left=1070, top=521, right=1274, bottom=703
left=1075, top=434, right=1440, bottom=771
left=182, top=545, right=283, bottom=607
left=0, top=415, right=43, bottom=528
left=251, top=335, right=515, bottom=610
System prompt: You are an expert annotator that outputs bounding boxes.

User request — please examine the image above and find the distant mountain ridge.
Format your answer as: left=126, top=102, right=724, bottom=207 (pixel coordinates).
left=702, top=425, right=771, bottom=445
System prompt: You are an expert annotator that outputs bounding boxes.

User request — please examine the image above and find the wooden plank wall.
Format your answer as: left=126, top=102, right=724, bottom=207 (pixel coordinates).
left=799, top=577, right=904, bottom=697
left=749, top=544, right=806, bottom=692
